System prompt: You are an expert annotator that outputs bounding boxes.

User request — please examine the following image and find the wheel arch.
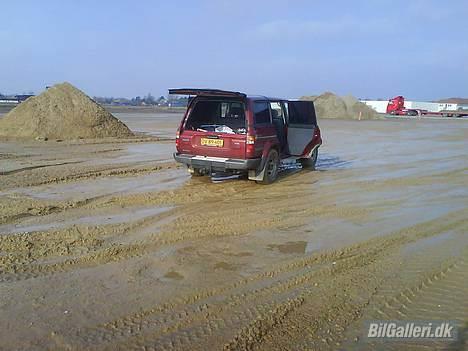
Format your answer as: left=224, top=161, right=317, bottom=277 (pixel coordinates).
left=248, top=142, right=280, bottom=182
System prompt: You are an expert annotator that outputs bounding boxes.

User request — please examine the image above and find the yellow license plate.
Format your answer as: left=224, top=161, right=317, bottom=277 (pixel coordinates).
left=201, top=138, right=224, bottom=147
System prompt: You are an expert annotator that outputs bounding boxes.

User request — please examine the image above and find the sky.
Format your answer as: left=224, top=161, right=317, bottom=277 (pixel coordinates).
left=1, top=0, right=467, bottom=100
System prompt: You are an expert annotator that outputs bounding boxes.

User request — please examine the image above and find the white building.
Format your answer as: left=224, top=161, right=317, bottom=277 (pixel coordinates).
left=360, top=100, right=388, bottom=113
left=0, top=99, right=19, bottom=104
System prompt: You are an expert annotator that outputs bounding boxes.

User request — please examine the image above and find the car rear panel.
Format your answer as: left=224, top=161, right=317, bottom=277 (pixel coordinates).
left=176, top=97, right=247, bottom=159
left=177, top=130, right=246, bottom=159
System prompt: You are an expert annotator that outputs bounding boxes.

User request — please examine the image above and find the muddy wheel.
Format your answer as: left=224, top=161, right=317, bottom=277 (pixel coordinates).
left=300, top=148, right=318, bottom=170
left=257, top=149, right=279, bottom=185
left=190, top=167, right=204, bottom=177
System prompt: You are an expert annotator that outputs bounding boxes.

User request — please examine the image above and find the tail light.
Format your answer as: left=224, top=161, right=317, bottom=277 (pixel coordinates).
left=246, top=134, right=255, bottom=156
left=175, top=129, right=180, bottom=148
left=314, top=127, right=321, bottom=139
left=246, top=135, right=255, bottom=145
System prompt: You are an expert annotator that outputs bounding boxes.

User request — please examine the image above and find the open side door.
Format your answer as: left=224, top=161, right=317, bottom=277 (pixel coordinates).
left=287, top=101, right=317, bottom=156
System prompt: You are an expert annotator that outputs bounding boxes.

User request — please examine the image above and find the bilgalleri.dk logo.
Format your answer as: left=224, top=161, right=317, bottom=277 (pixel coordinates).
left=365, top=320, right=458, bottom=341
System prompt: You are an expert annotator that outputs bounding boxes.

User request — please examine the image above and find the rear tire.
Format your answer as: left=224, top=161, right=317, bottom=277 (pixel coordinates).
left=256, top=149, right=279, bottom=185
left=300, top=148, right=318, bottom=170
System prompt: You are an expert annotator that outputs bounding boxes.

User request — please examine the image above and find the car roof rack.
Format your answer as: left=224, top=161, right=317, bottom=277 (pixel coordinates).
left=168, top=88, right=246, bottom=98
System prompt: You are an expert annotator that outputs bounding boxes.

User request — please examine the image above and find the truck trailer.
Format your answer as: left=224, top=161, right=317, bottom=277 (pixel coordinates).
left=386, top=96, right=468, bottom=117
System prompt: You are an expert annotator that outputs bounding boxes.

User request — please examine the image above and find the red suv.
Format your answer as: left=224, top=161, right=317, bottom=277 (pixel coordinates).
left=171, top=89, right=322, bottom=184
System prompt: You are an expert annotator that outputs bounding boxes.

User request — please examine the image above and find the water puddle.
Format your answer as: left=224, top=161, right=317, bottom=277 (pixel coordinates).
left=214, top=262, right=238, bottom=271
left=316, top=155, right=351, bottom=170
left=163, top=270, right=184, bottom=280
left=1, top=169, right=188, bottom=201
left=208, top=153, right=350, bottom=184
left=401, top=231, right=459, bottom=256
left=115, top=143, right=175, bottom=163
left=267, top=241, right=311, bottom=254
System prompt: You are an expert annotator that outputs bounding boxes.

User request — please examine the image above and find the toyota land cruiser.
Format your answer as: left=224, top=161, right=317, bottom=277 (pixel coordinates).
left=171, top=89, right=322, bottom=184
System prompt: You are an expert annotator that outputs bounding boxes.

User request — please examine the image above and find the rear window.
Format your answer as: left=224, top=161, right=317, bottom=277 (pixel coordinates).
left=253, top=101, right=271, bottom=124
left=186, top=100, right=246, bottom=134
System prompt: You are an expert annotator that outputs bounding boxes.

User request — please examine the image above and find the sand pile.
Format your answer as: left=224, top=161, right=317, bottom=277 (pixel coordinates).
left=0, top=82, right=133, bottom=139
left=301, top=92, right=380, bottom=120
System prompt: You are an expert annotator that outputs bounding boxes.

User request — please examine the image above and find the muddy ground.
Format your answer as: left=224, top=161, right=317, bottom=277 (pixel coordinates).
left=0, top=112, right=467, bottom=350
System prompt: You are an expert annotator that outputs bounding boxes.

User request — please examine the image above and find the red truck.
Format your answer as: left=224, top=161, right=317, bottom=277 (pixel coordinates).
left=171, top=88, right=322, bottom=184
left=386, top=96, right=468, bottom=117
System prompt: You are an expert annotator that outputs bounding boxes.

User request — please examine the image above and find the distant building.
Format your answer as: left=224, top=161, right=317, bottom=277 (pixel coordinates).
left=0, top=97, right=20, bottom=104
left=16, top=94, right=34, bottom=102
left=167, top=96, right=188, bottom=107
left=360, top=100, right=388, bottom=113
left=0, top=94, right=34, bottom=104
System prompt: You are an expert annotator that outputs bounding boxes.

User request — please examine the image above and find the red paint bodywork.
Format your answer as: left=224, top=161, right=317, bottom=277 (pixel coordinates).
left=386, top=96, right=406, bottom=114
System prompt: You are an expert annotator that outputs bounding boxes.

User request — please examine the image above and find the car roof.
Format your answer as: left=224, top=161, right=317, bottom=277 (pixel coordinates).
left=168, top=88, right=286, bottom=102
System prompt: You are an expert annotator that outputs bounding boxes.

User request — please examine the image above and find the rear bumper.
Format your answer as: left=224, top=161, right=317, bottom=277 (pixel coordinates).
left=174, top=153, right=261, bottom=171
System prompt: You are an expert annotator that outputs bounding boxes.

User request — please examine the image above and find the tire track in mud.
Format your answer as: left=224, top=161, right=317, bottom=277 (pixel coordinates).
left=0, top=161, right=84, bottom=176
left=373, top=260, right=467, bottom=321
left=103, top=246, right=390, bottom=351
left=0, top=194, right=110, bottom=226
left=65, top=244, right=385, bottom=350
left=0, top=166, right=463, bottom=287
left=0, top=199, right=364, bottom=282
left=63, top=209, right=468, bottom=350
left=344, top=260, right=468, bottom=350
left=253, top=227, right=468, bottom=350
left=227, top=212, right=468, bottom=351
left=0, top=163, right=181, bottom=224
left=0, top=161, right=179, bottom=190
left=0, top=181, right=255, bottom=278
left=340, top=243, right=468, bottom=350
left=27, top=161, right=180, bottom=186
left=0, top=171, right=461, bottom=279
left=0, top=208, right=179, bottom=280
left=1, top=153, right=418, bottom=227
left=355, top=167, right=468, bottom=191
left=59, top=136, right=166, bottom=146
left=0, top=153, right=34, bottom=160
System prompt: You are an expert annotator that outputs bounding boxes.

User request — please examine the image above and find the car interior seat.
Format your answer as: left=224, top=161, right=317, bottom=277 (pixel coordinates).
left=227, top=105, right=245, bottom=131
left=271, top=109, right=287, bottom=152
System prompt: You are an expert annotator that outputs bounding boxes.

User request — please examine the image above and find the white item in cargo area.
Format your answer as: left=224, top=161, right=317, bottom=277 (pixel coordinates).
left=215, top=125, right=235, bottom=134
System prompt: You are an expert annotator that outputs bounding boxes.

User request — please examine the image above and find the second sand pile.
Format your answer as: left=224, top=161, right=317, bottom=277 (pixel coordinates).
left=0, top=82, right=133, bottom=140
left=301, top=92, right=380, bottom=120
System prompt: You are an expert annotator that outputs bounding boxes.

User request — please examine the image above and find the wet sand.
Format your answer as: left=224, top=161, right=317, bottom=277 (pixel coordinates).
left=0, top=113, right=467, bottom=350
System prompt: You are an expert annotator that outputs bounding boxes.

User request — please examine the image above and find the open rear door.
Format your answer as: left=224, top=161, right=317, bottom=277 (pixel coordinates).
left=168, top=88, right=246, bottom=98
left=287, top=101, right=317, bottom=156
